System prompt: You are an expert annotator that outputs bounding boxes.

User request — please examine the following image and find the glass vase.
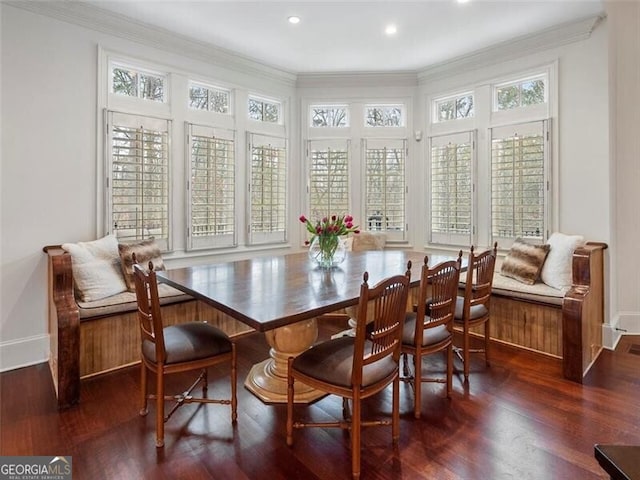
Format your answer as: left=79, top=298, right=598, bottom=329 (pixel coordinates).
left=308, top=235, right=347, bottom=269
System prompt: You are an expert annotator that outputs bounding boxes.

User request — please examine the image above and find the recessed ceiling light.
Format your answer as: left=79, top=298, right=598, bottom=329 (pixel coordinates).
left=288, top=16, right=300, bottom=24
left=385, top=24, right=397, bottom=36
left=457, top=0, right=471, bottom=3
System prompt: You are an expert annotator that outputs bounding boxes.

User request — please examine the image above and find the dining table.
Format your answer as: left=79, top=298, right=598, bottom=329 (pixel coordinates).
left=158, top=249, right=456, bottom=403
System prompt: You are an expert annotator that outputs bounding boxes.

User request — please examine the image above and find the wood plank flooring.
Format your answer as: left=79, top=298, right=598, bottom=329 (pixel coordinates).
left=1, top=325, right=639, bottom=479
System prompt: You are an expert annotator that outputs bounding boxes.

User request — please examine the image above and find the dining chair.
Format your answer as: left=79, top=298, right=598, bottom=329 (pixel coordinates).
left=286, top=263, right=411, bottom=480
left=454, top=243, right=498, bottom=382
left=132, top=259, right=237, bottom=448
left=401, top=253, right=462, bottom=419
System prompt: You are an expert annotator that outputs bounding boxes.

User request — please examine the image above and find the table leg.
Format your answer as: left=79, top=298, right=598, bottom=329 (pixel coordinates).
left=244, top=318, right=327, bottom=403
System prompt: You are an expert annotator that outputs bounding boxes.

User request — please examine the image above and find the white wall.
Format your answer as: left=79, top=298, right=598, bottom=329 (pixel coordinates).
left=606, top=1, right=640, bottom=346
left=0, top=3, right=622, bottom=372
left=0, top=5, right=297, bottom=370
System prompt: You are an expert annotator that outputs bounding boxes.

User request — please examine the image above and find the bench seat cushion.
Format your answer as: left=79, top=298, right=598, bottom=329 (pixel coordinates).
left=460, top=258, right=565, bottom=307
left=77, top=284, right=192, bottom=320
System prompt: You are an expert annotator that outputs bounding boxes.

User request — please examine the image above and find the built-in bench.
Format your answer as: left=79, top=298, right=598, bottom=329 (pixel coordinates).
left=44, top=239, right=606, bottom=409
left=43, top=246, right=253, bottom=409
left=463, top=242, right=607, bottom=382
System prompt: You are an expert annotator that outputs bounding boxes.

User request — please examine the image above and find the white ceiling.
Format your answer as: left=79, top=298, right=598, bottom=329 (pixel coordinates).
left=84, top=0, right=605, bottom=74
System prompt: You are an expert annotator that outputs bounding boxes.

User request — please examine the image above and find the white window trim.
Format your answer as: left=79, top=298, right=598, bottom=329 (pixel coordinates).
left=188, top=81, right=233, bottom=114
left=428, top=130, right=476, bottom=247
left=186, top=122, right=237, bottom=251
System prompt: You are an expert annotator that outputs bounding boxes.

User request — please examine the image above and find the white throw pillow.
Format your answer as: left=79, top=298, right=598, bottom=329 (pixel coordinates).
left=540, top=232, right=585, bottom=290
left=62, top=234, right=128, bottom=302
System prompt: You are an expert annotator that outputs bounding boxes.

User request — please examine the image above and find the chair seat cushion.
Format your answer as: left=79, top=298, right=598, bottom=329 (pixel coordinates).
left=143, top=322, right=232, bottom=365
left=292, top=336, right=397, bottom=389
left=453, top=296, right=489, bottom=322
left=402, top=313, right=451, bottom=347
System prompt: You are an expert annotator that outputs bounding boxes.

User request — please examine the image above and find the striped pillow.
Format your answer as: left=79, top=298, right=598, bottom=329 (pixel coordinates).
left=118, top=239, right=165, bottom=291
left=500, top=238, right=550, bottom=285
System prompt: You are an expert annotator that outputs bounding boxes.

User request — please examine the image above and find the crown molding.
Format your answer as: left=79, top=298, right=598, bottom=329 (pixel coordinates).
left=297, top=72, right=418, bottom=89
left=5, top=0, right=297, bottom=87
left=418, top=14, right=605, bottom=84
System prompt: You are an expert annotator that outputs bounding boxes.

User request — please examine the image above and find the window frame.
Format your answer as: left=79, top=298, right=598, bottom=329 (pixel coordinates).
left=362, top=137, right=408, bottom=241
left=364, top=104, right=405, bottom=128
left=490, top=119, right=550, bottom=249
left=110, top=61, right=168, bottom=104
left=247, top=132, right=288, bottom=245
left=104, top=109, right=172, bottom=252
left=309, top=104, right=350, bottom=128
left=248, top=95, right=283, bottom=124
left=188, top=81, right=232, bottom=115
left=493, top=74, right=548, bottom=113
left=428, top=130, right=475, bottom=247
left=186, top=122, right=237, bottom=251
left=432, top=92, right=475, bottom=123
left=306, top=138, right=352, bottom=223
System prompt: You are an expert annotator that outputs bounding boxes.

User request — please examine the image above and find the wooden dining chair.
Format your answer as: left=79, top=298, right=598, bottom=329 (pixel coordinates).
left=132, top=260, right=237, bottom=448
left=454, top=243, right=498, bottom=382
left=401, top=253, right=462, bottom=419
left=286, top=263, right=411, bottom=480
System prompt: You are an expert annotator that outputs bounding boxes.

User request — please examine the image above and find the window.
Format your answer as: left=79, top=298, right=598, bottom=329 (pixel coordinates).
left=189, top=83, right=230, bottom=114
left=112, top=65, right=165, bottom=102
left=363, top=139, right=407, bottom=240
left=307, top=139, right=350, bottom=220
left=491, top=120, right=548, bottom=245
left=365, top=105, right=404, bottom=127
left=106, top=111, right=170, bottom=250
left=310, top=105, right=349, bottom=127
left=434, top=93, right=474, bottom=122
left=248, top=134, right=287, bottom=244
left=495, top=76, right=546, bottom=111
left=248, top=96, right=281, bottom=123
left=187, top=124, right=235, bottom=250
left=429, top=132, right=474, bottom=246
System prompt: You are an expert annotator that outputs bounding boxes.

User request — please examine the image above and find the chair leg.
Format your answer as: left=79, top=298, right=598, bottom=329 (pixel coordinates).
left=446, top=344, right=453, bottom=398
left=155, top=368, right=165, bottom=448
left=413, top=353, right=421, bottom=419
left=463, top=325, right=470, bottom=382
left=286, top=357, right=294, bottom=447
left=139, top=361, right=149, bottom=416
left=202, top=368, right=208, bottom=395
left=484, top=320, right=491, bottom=366
left=231, top=345, right=238, bottom=423
left=392, top=375, right=400, bottom=443
left=351, top=391, right=361, bottom=480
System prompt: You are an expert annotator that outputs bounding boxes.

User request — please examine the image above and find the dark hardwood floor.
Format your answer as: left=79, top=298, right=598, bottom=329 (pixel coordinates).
left=2, top=325, right=639, bottom=479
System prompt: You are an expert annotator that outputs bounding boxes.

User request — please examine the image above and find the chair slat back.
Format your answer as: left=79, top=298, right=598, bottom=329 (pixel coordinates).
left=133, top=262, right=166, bottom=364
left=352, top=264, right=411, bottom=383
left=416, top=253, right=462, bottom=337
left=463, top=242, right=498, bottom=312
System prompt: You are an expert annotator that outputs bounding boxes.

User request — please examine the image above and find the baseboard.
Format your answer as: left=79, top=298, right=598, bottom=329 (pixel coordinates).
left=601, top=312, right=640, bottom=350
left=0, top=334, right=49, bottom=372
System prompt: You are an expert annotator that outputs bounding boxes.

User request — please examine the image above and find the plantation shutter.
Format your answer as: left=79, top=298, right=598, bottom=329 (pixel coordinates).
left=429, top=131, right=474, bottom=246
left=307, top=139, right=350, bottom=221
left=491, top=120, right=549, bottom=247
left=187, top=123, right=236, bottom=250
left=107, top=111, right=170, bottom=251
left=248, top=133, right=287, bottom=244
left=363, top=138, right=407, bottom=241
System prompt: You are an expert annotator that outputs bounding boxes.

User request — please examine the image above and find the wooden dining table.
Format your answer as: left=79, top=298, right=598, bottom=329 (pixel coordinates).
left=158, top=249, right=452, bottom=403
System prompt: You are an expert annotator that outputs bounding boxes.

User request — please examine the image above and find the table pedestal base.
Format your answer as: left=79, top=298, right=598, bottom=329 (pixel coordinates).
left=244, top=318, right=327, bottom=404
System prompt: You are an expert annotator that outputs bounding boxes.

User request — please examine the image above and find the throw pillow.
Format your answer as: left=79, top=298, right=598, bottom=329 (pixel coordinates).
left=540, top=232, right=585, bottom=290
left=500, top=238, right=550, bottom=285
left=352, top=231, right=386, bottom=252
left=119, top=238, right=165, bottom=291
left=61, top=234, right=128, bottom=302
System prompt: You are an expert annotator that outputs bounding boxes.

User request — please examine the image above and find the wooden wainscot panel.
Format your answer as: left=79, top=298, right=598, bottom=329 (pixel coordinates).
left=471, top=295, right=562, bottom=358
